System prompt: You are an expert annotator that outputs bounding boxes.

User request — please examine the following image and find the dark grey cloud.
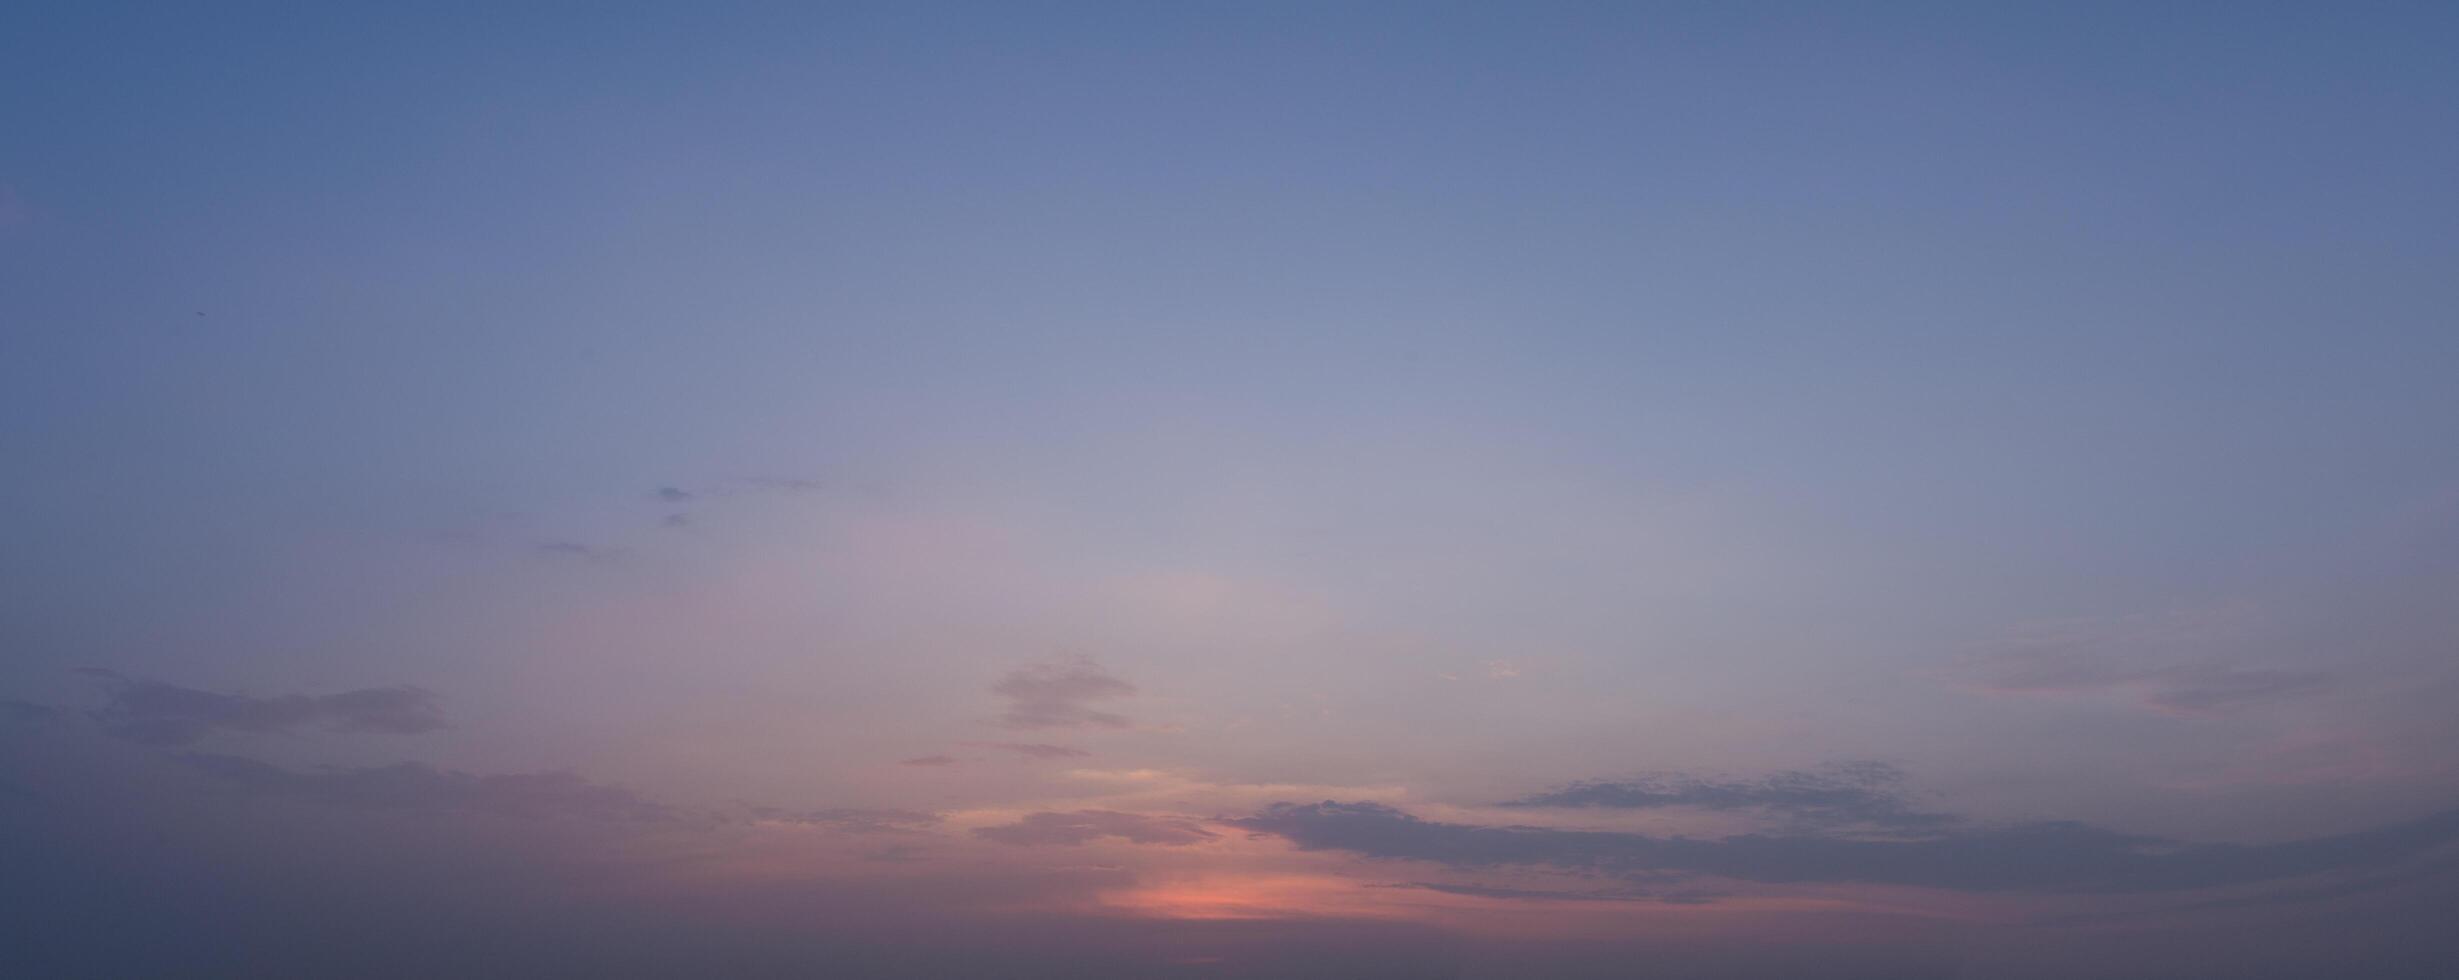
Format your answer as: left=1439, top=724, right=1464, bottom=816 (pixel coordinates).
left=77, top=669, right=444, bottom=746
left=653, top=486, right=695, bottom=503
left=961, top=741, right=1091, bottom=759
left=992, top=659, right=1136, bottom=730
left=975, top=810, right=1219, bottom=847
left=178, top=753, right=672, bottom=822
left=1234, top=800, right=2459, bottom=895
left=1500, top=761, right=1956, bottom=832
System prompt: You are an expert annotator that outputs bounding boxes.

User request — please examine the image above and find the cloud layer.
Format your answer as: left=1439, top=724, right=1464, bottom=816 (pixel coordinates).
left=1236, top=800, right=2459, bottom=894
left=1500, top=762, right=1956, bottom=832
left=78, top=670, right=445, bottom=746
left=1964, top=650, right=2333, bottom=713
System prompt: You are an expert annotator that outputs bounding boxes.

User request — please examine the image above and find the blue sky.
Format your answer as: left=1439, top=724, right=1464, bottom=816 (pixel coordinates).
left=6, top=3, right=2459, bottom=977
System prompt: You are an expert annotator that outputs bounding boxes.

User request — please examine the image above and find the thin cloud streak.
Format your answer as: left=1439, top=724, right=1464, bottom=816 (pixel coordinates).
left=1235, top=800, right=2459, bottom=894
left=975, top=810, right=1219, bottom=847
left=1500, top=762, right=1958, bottom=832
left=738, top=806, right=942, bottom=833
left=77, top=670, right=444, bottom=746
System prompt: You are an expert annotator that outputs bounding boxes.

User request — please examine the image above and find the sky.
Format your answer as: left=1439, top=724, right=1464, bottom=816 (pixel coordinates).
left=4, top=2, right=2459, bottom=977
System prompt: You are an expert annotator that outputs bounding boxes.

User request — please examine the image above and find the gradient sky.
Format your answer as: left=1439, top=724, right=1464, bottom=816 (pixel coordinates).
left=6, top=3, right=2459, bottom=977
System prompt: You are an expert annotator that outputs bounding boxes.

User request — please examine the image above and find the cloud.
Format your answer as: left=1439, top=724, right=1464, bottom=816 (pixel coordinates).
left=0, top=720, right=1279, bottom=979
left=1234, top=800, right=2459, bottom=894
left=1954, top=606, right=2332, bottom=714
left=2135, top=665, right=2336, bottom=712
left=1377, top=881, right=1716, bottom=905
left=183, top=752, right=960, bottom=832
left=961, top=741, right=1091, bottom=759
left=77, top=670, right=444, bottom=746
left=899, top=755, right=959, bottom=767
left=974, top=810, right=1220, bottom=847
left=1500, top=761, right=1958, bottom=832
left=992, top=658, right=1137, bottom=730
left=535, top=540, right=622, bottom=563
left=6, top=690, right=2453, bottom=978
left=739, top=807, right=942, bottom=833
left=1964, top=651, right=2331, bottom=713
left=308, top=687, right=451, bottom=734
left=179, top=753, right=672, bottom=822
left=634, top=477, right=825, bottom=529
left=22, top=681, right=938, bottom=836
left=654, top=477, right=822, bottom=502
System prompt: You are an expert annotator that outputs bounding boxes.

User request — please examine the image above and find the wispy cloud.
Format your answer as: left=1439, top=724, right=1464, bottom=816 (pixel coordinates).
left=1954, top=606, right=2332, bottom=714
left=1962, top=650, right=2331, bottom=714
left=899, top=754, right=959, bottom=767
left=961, top=741, right=1091, bottom=759
left=974, top=810, right=1219, bottom=847
left=737, top=806, right=942, bottom=833
left=77, top=669, right=444, bottom=746
left=1236, top=800, right=2459, bottom=894
left=1375, top=881, right=1717, bottom=905
left=534, top=540, right=623, bottom=563
left=184, top=751, right=952, bottom=833
left=1500, top=761, right=1957, bottom=832
left=27, top=680, right=936, bottom=837
left=992, top=658, right=1137, bottom=730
